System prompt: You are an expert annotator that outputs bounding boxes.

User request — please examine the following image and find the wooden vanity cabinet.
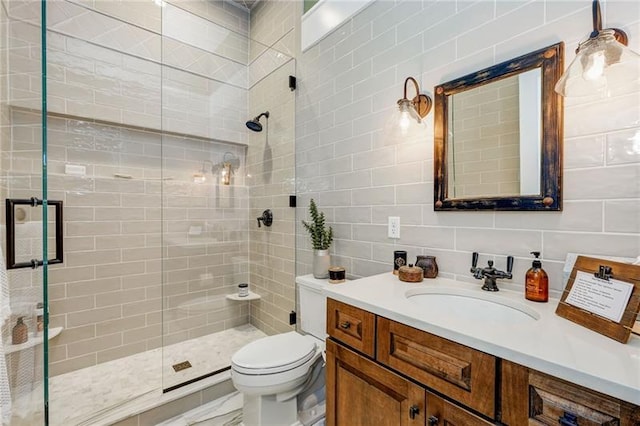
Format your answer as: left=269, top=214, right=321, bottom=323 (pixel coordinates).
left=501, top=360, right=640, bottom=425
left=326, top=299, right=495, bottom=426
left=326, top=298, right=640, bottom=426
left=326, top=339, right=426, bottom=426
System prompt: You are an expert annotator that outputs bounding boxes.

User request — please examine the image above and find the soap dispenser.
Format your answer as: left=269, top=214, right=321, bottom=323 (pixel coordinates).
left=525, top=251, right=548, bottom=302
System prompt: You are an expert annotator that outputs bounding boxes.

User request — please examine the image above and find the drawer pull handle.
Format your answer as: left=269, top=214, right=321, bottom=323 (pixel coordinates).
left=409, top=405, right=419, bottom=419
left=559, top=412, right=579, bottom=426
left=339, top=321, right=351, bottom=329
left=428, top=415, right=439, bottom=425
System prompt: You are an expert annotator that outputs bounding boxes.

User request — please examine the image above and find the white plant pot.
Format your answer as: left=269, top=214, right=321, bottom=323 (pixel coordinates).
left=313, top=249, right=330, bottom=279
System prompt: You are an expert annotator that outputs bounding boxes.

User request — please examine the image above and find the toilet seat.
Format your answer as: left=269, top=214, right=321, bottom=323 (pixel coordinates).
left=232, top=332, right=317, bottom=375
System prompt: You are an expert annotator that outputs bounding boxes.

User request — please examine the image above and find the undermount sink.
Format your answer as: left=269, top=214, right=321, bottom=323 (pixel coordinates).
left=405, top=287, right=540, bottom=324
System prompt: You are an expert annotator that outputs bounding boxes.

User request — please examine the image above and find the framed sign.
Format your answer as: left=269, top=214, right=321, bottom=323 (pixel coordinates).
left=556, top=256, right=640, bottom=343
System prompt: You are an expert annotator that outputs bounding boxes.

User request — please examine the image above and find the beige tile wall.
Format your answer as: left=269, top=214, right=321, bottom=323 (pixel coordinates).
left=6, top=109, right=249, bottom=377
left=246, top=0, right=297, bottom=336
left=7, top=0, right=249, bottom=143
left=0, top=0, right=300, bottom=389
left=295, top=0, right=640, bottom=296
left=1, top=0, right=255, bottom=379
left=0, top=0, right=48, bottom=400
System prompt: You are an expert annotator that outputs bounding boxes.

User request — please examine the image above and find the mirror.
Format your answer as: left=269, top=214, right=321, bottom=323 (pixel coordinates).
left=434, top=42, right=564, bottom=211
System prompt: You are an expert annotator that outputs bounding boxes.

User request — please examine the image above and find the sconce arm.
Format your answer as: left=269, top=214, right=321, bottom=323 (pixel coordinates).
left=402, top=77, right=432, bottom=119
left=588, top=0, right=627, bottom=45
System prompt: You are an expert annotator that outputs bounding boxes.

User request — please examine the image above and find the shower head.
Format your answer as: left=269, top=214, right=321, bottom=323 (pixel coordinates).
left=246, top=111, right=269, bottom=132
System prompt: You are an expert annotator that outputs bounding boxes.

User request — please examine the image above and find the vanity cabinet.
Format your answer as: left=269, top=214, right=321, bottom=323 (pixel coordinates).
left=326, top=298, right=640, bottom=426
left=326, top=299, right=494, bottom=426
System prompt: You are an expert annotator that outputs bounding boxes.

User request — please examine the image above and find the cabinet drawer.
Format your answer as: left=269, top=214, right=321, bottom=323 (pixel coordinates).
left=427, top=392, right=494, bottom=426
left=501, top=360, right=640, bottom=425
left=326, top=299, right=375, bottom=358
left=377, top=317, right=496, bottom=418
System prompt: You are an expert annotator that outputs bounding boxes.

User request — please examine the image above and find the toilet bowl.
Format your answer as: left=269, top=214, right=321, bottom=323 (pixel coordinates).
left=231, top=276, right=329, bottom=426
left=231, top=332, right=324, bottom=426
left=232, top=332, right=323, bottom=395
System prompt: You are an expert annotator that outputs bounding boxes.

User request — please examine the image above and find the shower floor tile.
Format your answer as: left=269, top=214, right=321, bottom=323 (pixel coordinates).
left=47, top=324, right=266, bottom=426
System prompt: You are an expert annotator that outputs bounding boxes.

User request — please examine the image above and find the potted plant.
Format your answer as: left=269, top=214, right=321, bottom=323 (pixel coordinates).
left=302, top=198, right=333, bottom=279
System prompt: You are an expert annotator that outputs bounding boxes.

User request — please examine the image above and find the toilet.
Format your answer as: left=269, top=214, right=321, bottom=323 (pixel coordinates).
left=231, top=277, right=328, bottom=426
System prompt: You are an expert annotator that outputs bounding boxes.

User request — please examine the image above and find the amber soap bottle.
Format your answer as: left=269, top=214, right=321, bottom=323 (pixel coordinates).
left=525, top=251, right=548, bottom=302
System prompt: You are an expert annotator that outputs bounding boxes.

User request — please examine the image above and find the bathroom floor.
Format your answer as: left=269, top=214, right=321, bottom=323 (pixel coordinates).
left=45, top=324, right=266, bottom=426
left=158, top=391, right=243, bottom=425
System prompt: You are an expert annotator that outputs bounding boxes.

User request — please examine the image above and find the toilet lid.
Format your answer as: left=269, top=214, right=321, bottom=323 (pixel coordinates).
left=232, top=332, right=317, bottom=374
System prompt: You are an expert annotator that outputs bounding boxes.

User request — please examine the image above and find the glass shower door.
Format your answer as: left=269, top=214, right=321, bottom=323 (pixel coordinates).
left=0, top=0, right=49, bottom=424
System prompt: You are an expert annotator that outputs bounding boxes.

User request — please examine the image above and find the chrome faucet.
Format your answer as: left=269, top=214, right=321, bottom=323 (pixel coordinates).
left=470, top=252, right=514, bottom=292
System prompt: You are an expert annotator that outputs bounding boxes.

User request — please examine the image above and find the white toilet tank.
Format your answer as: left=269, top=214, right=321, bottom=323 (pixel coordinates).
left=296, top=276, right=329, bottom=340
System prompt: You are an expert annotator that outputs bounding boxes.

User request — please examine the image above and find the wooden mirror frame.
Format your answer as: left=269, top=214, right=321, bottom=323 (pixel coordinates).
left=433, top=42, right=564, bottom=211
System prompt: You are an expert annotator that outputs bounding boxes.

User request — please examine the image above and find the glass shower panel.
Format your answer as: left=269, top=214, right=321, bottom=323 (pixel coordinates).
left=43, top=0, right=164, bottom=424
left=159, top=2, right=255, bottom=390
left=159, top=2, right=296, bottom=388
left=0, top=0, right=47, bottom=424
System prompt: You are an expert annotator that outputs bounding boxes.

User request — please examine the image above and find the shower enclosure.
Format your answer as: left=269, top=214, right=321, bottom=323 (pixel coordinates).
left=0, top=0, right=296, bottom=424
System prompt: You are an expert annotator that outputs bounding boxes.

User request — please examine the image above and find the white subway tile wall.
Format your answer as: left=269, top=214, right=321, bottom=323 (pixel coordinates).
left=296, top=0, right=640, bottom=295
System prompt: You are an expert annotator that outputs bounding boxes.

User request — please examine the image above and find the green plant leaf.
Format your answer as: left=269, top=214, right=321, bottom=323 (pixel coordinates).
left=302, top=198, right=333, bottom=250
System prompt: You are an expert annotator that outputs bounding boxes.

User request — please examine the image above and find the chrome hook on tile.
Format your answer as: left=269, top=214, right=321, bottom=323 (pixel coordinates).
left=257, top=209, right=273, bottom=228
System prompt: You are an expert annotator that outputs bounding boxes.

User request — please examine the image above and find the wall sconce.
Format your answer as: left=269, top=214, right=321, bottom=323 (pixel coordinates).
left=192, top=153, right=239, bottom=185
left=555, top=0, right=640, bottom=98
left=397, top=77, right=432, bottom=132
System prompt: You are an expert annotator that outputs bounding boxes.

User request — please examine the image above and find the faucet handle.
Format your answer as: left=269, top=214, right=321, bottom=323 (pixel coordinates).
left=472, top=252, right=479, bottom=268
left=506, top=255, right=514, bottom=273
left=256, top=209, right=273, bottom=228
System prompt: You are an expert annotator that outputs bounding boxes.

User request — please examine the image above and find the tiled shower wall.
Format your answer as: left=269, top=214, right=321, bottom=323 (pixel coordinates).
left=247, top=0, right=298, bottom=335
left=295, top=0, right=640, bottom=294
left=2, top=0, right=255, bottom=377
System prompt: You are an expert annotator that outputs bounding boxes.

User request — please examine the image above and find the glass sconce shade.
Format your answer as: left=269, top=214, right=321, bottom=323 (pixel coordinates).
left=555, top=0, right=640, bottom=98
left=384, top=77, right=432, bottom=144
left=555, top=29, right=640, bottom=97
left=397, top=98, right=423, bottom=134
left=385, top=102, right=426, bottom=144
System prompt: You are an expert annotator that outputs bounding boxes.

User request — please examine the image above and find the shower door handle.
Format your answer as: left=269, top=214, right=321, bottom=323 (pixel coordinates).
left=6, top=198, right=64, bottom=269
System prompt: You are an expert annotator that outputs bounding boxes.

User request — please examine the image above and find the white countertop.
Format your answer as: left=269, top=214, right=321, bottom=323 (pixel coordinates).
left=304, top=273, right=640, bottom=405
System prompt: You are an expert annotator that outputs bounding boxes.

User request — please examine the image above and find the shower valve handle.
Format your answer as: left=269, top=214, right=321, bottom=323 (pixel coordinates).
left=257, top=209, right=273, bottom=228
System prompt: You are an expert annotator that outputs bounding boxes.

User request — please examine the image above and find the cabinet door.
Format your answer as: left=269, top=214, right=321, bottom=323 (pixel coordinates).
left=501, top=360, right=640, bottom=425
left=426, top=392, right=494, bottom=426
left=377, top=317, right=496, bottom=418
left=326, top=339, right=426, bottom=426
